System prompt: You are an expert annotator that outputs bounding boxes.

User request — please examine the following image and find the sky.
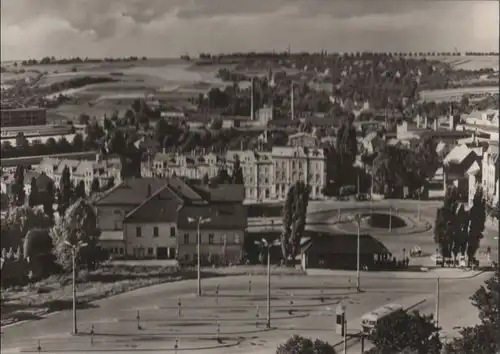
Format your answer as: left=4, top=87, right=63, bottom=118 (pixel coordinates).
left=1, top=0, right=499, bottom=61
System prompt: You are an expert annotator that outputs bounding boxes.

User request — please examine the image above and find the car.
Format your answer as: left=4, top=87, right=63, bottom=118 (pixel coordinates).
left=356, top=193, right=370, bottom=201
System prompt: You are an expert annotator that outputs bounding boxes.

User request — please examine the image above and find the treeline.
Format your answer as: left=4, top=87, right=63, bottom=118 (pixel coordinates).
left=198, top=51, right=499, bottom=61
left=20, top=56, right=148, bottom=66
left=1, top=130, right=97, bottom=159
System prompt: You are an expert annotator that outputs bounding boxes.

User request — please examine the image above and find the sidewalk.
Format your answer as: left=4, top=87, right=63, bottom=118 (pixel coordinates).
left=305, top=268, right=488, bottom=279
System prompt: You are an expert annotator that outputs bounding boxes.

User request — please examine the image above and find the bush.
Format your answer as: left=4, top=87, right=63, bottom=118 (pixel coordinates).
left=276, top=335, right=336, bottom=354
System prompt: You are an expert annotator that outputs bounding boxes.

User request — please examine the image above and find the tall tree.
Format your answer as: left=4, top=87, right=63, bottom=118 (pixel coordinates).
left=28, top=177, right=39, bottom=207
left=58, top=166, right=72, bottom=217
left=433, top=186, right=459, bottom=260
left=90, top=178, right=100, bottom=194
left=232, top=157, right=244, bottom=184
left=467, top=187, right=486, bottom=266
left=42, top=180, right=55, bottom=222
left=12, top=165, right=26, bottom=206
left=280, top=181, right=310, bottom=263
left=1, top=205, right=51, bottom=249
left=75, top=180, right=86, bottom=200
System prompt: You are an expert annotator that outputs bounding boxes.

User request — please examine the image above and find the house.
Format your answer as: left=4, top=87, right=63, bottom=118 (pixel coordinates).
left=176, top=183, right=246, bottom=265
left=0, top=170, right=51, bottom=198
left=438, top=144, right=482, bottom=200
left=481, top=140, right=499, bottom=206
left=94, top=178, right=170, bottom=257
left=287, top=132, right=318, bottom=148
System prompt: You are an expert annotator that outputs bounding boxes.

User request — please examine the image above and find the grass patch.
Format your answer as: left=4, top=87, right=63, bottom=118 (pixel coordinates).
left=1, top=264, right=218, bottom=327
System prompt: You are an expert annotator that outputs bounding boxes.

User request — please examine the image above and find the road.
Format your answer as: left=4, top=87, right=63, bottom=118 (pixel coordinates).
left=250, top=200, right=499, bottom=265
left=1, top=272, right=491, bottom=354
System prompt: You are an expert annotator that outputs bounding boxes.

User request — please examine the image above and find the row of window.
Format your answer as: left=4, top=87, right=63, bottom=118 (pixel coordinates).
left=136, top=226, right=176, bottom=238
left=183, top=233, right=240, bottom=244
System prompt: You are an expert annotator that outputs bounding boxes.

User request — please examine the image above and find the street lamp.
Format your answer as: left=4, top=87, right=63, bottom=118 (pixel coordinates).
left=255, top=238, right=280, bottom=329
left=64, top=240, right=88, bottom=335
left=354, top=214, right=362, bottom=293
left=187, top=216, right=211, bottom=296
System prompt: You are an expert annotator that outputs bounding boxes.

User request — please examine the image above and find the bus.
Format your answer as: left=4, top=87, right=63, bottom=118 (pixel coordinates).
left=361, top=303, right=403, bottom=335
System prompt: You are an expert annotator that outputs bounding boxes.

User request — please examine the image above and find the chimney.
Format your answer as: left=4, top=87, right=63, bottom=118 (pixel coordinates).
left=147, top=184, right=151, bottom=197
left=250, top=78, right=255, bottom=121
left=291, top=81, right=295, bottom=120
left=433, top=119, right=438, bottom=131
left=424, top=116, right=428, bottom=128
left=416, top=115, right=421, bottom=128
left=449, top=115, right=454, bottom=131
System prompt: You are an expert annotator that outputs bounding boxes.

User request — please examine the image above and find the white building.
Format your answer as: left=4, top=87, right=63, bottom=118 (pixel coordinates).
left=481, top=140, right=499, bottom=206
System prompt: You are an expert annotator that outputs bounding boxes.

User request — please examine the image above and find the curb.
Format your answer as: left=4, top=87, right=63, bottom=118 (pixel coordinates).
left=305, top=269, right=488, bottom=280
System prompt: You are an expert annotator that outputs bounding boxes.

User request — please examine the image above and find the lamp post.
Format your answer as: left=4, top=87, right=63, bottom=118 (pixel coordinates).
left=64, top=240, right=88, bottom=335
left=354, top=214, right=361, bottom=293
left=256, top=238, right=280, bottom=329
left=187, top=216, right=211, bottom=297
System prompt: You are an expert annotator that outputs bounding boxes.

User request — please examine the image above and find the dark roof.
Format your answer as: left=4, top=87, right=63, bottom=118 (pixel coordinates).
left=301, top=234, right=390, bottom=255
left=190, top=184, right=245, bottom=203
left=94, top=178, right=169, bottom=206
left=168, top=176, right=207, bottom=204
left=124, top=185, right=182, bottom=223
left=419, top=130, right=471, bottom=139
left=177, top=204, right=247, bottom=230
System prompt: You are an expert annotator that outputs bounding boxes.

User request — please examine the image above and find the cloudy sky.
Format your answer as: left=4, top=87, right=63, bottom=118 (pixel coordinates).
left=1, top=0, right=498, bottom=61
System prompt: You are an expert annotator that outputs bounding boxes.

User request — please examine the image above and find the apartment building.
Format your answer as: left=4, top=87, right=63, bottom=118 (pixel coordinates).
left=94, top=177, right=246, bottom=261
left=481, top=140, right=499, bottom=206
left=141, top=151, right=222, bottom=180
left=0, top=107, right=47, bottom=128
left=37, top=154, right=121, bottom=193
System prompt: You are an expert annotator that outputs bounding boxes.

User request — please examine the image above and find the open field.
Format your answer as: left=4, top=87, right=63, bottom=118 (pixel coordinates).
left=441, top=56, right=499, bottom=71
left=419, top=86, right=498, bottom=102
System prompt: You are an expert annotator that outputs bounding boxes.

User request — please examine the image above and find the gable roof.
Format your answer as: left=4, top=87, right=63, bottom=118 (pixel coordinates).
left=124, top=185, right=182, bottom=223
left=177, top=203, right=247, bottom=230
left=190, top=183, right=245, bottom=203
left=94, top=178, right=169, bottom=206
left=444, top=144, right=474, bottom=165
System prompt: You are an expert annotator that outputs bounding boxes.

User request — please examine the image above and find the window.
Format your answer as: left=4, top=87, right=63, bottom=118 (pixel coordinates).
left=119, top=248, right=124, bottom=255
left=147, top=248, right=154, bottom=256
left=136, top=226, right=142, bottom=237
left=208, top=233, right=214, bottom=244
left=170, top=227, right=176, bottom=237
left=153, top=227, right=159, bottom=237
left=184, top=233, right=190, bottom=244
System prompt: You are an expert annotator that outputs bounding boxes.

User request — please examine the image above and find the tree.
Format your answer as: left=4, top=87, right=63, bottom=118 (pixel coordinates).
left=58, top=166, right=72, bottom=216
left=51, top=199, right=101, bottom=271
left=78, top=113, right=90, bottom=125
left=1, top=206, right=51, bottom=250
left=12, top=165, right=26, bottom=206
left=467, top=187, right=486, bottom=265
left=276, top=335, right=336, bottom=354
left=370, top=310, right=442, bottom=354
left=433, top=186, right=459, bottom=260
left=280, top=181, right=310, bottom=263
left=202, top=173, right=209, bottom=185
left=335, top=120, right=357, bottom=188
left=42, top=179, right=55, bottom=222
left=445, top=271, right=499, bottom=353
left=232, top=156, right=244, bottom=184
left=90, top=178, right=100, bottom=194
left=75, top=180, right=86, bottom=199
left=108, top=130, right=126, bottom=155
left=23, top=228, right=57, bottom=277
left=72, top=133, right=84, bottom=151
left=28, top=177, right=39, bottom=207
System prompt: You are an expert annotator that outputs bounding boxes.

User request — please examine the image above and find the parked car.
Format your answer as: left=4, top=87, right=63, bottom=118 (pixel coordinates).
left=356, top=193, right=370, bottom=201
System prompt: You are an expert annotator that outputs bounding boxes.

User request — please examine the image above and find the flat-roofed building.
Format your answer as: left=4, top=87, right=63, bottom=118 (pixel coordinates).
left=0, top=107, right=47, bottom=128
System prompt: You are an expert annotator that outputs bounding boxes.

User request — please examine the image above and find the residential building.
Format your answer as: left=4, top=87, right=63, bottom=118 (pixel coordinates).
left=481, top=140, right=499, bottom=206
left=0, top=170, right=51, bottom=197
left=37, top=154, right=121, bottom=193
left=288, top=132, right=318, bottom=148
left=177, top=183, right=246, bottom=265
left=94, top=178, right=170, bottom=257
left=434, top=144, right=482, bottom=200
left=0, top=107, right=47, bottom=128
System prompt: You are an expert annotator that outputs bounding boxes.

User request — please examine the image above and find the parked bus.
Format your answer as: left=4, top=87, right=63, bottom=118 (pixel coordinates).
left=361, top=303, right=403, bottom=335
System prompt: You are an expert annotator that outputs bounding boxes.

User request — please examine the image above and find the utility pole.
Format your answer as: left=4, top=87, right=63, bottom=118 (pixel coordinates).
left=187, top=216, right=212, bottom=296
left=356, top=214, right=361, bottom=293
left=267, top=244, right=271, bottom=329
left=435, top=278, right=440, bottom=328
